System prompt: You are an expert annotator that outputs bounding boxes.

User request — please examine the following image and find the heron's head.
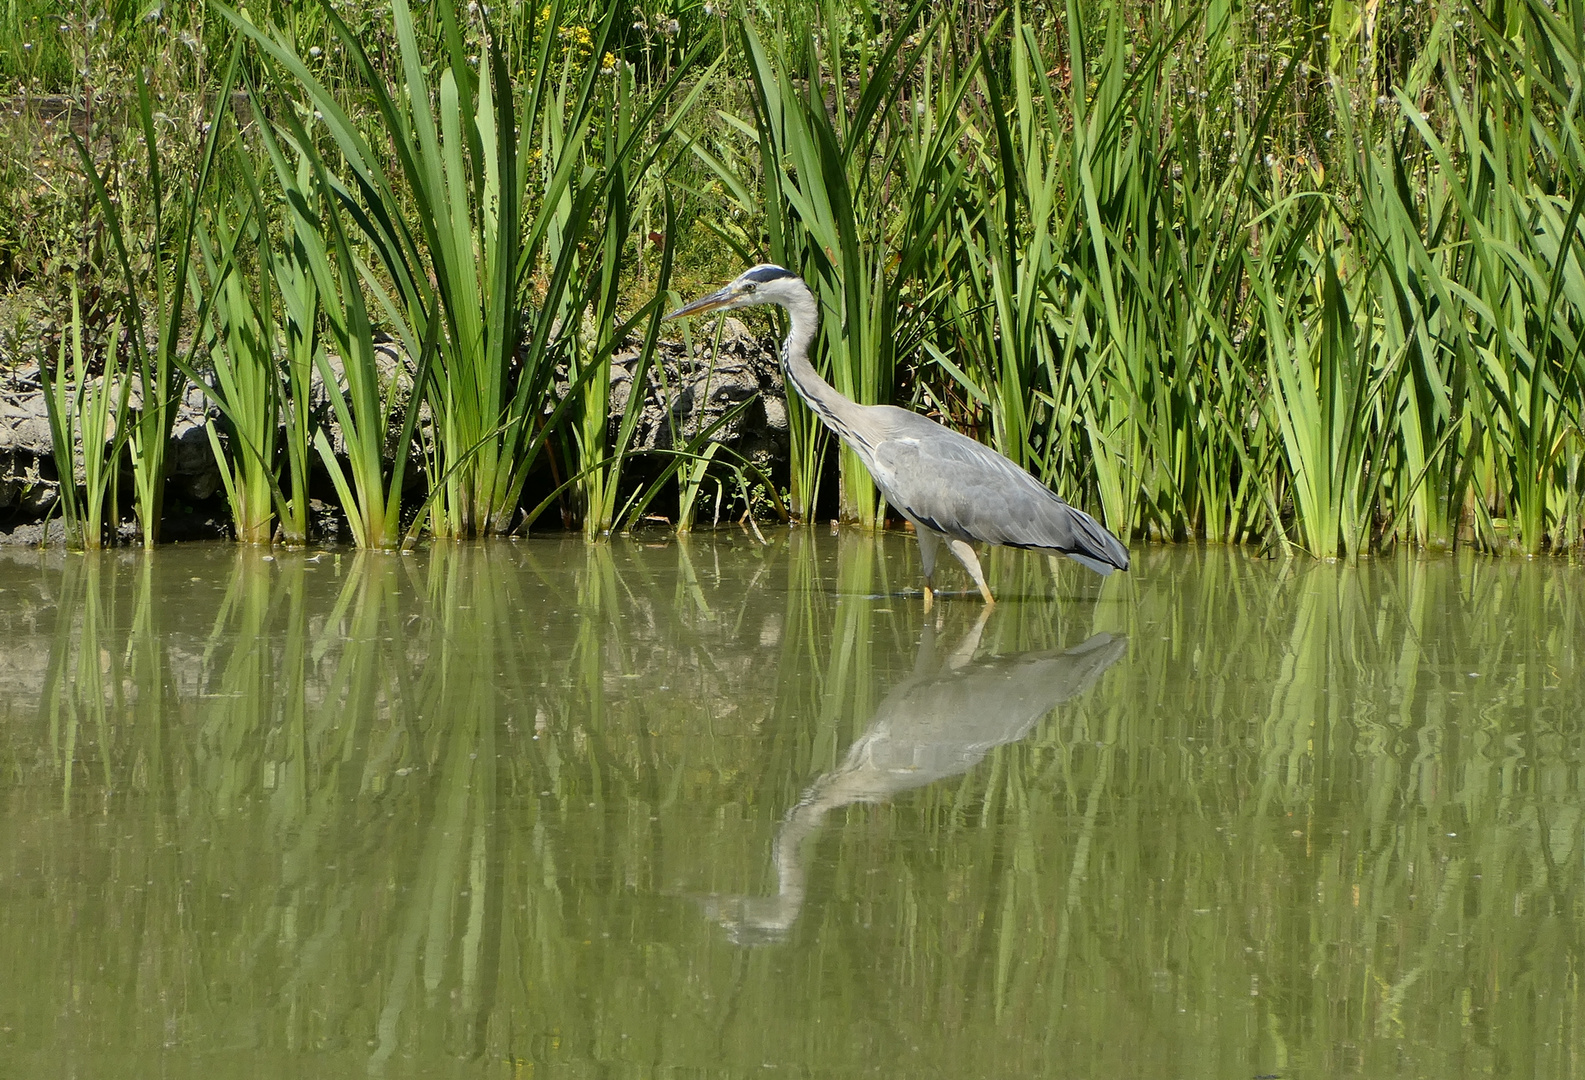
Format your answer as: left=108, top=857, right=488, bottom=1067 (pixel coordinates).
left=664, top=264, right=804, bottom=320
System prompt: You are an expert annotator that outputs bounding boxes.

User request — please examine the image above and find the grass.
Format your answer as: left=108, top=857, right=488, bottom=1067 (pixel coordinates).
left=0, top=0, right=1580, bottom=554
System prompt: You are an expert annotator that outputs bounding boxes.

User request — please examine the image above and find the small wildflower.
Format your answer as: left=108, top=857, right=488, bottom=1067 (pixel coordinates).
left=559, top=23, right=593, bottom=53
left=308, top=45, right=323, bottom=58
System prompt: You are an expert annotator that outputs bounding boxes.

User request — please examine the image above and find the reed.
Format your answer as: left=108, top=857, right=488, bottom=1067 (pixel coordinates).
left=713, top=0, right=973, bottom=525
left=195, top=193, right=283, bottom=545
left=11, top=0, right=1584, bottom=552
left=885, top=0, right=1585, bottom=555
left=573, top=54, right=722, bottom=537
left=38, top=286, right=128, bottom=549
left=188, top=115, right=325, bottom=546
left=216, top=0, right=717, bottom=542
left=69, top=63, right=234, bottom=546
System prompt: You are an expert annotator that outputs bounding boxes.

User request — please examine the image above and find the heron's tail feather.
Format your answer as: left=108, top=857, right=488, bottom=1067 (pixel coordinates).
left=1058, top=503, right=1131, bottom=573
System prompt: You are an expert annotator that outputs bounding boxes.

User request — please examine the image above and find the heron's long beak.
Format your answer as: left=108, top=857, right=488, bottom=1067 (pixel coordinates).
left=664, top=285, right=737, bottom=321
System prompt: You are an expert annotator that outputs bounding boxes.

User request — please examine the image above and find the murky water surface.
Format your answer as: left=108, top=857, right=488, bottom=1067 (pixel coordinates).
left=0, top=533, right=1581, bottom=1078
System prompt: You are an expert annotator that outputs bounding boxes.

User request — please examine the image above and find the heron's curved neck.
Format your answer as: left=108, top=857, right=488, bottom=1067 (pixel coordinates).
left=779, top=283, right=862, bottom=435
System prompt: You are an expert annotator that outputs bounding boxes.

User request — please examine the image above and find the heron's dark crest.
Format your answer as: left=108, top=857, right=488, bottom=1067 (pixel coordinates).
left=744, top=264, right=797, bottom=283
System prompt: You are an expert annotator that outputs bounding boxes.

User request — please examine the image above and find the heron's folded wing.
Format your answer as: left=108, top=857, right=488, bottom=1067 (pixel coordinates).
left=872, top=426, right=1129, bottom=570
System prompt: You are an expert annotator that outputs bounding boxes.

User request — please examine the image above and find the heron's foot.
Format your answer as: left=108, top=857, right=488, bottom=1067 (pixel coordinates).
left=978, top=583, right=996, bottom=605
left=923, top=583, right=935, bottom=613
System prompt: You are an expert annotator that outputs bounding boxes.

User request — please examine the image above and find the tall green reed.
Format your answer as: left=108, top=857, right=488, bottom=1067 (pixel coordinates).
left=573, top=57, right=723, bottom=537
left=195, top=197, right=283, bottom=545
left=250, top=144, right=324, bottom=546
left=39, top=286, right=129, bottom=549
left=188, top=117, right=325, bottom=546
left=221, top=0, right=715, bottom=542
left=25, top=0, right=1584, bottom=555
left=71, top=62, right=235, bottom=546
left=715, top=0, right=971, bottom=525
left=202, top=27, right=439, bottom=549
left=899, top=0, right=1585, bottom=556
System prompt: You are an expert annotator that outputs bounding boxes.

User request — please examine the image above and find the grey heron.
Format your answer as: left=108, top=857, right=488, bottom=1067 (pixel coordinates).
left=666, top=264, right=1131, bottom=606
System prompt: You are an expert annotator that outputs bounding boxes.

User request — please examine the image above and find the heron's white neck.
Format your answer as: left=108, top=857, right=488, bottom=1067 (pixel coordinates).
left=777, top=281, right=863, bottom=435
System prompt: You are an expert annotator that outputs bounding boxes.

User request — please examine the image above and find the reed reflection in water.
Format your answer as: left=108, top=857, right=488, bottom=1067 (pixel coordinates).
left=0, top=534, right=1580, bottom=1079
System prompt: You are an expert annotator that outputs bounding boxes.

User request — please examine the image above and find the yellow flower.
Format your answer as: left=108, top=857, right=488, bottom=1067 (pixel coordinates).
left=557, top=23, right=592, bottom=54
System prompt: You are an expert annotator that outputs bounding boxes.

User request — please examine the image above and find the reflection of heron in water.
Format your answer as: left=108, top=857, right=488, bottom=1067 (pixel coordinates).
left=701, top=612, right=1127, bottom=944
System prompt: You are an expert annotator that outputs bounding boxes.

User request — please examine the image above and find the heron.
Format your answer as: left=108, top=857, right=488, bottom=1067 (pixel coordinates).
left=666, top=265, right=1130, bottom=606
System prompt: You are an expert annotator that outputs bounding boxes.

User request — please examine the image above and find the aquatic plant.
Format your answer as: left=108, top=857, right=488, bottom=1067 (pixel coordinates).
left=714, top=0, right=975, bottom=526
left=893, top=0, right=1585, bottom=555
left=38, top=285, right=128, bottom=549
left=68, top=65, right=233, bottom=545
left=7, top=0, right=1583, bottom=554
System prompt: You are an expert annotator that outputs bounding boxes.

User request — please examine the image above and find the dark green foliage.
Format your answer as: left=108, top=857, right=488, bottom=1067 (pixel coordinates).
left=5, top=0, right=1582, bottom=552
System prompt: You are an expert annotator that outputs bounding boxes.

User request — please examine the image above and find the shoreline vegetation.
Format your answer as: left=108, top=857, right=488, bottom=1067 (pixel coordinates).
left=0, top=0, right=1580, bottom=557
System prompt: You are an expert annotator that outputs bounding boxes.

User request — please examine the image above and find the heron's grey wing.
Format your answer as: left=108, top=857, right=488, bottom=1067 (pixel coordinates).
left=869, top=416, right=1130, bottom=571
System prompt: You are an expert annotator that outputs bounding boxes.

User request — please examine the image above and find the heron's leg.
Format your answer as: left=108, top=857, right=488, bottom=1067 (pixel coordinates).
left=946, top=538, right=995, bottom=605
left=914, top=527, right=942, bottom=611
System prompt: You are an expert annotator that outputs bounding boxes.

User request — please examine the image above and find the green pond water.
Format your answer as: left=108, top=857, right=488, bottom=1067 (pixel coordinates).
left=0, top=532, right=1581, bottom=1079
